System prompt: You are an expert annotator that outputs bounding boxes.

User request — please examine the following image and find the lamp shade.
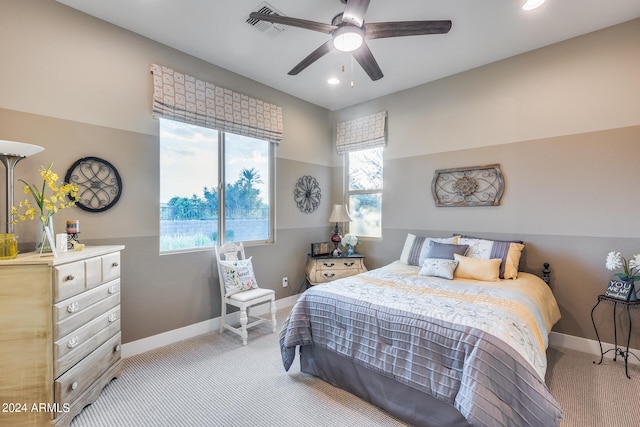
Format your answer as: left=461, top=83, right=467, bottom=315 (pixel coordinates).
left=328, top=204, right=353, bottom=223
left=0, top=139, right=45, bottom=233
left=0, top=140, right=45, bottom=157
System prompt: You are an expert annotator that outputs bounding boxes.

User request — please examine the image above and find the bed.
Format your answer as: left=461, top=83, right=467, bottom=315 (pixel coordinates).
left=280, top=234, right=562, bottom=427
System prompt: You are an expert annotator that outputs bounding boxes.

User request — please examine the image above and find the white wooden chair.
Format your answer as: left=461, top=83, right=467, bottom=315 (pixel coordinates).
left=215, top=242, right=276, bottom=345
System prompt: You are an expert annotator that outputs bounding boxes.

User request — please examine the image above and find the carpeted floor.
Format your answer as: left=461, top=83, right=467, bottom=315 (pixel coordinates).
left=70, top=309, right=640, bottom=427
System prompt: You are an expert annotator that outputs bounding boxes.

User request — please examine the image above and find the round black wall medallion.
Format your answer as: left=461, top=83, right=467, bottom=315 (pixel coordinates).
left=65, top=157, right=122, bottom=212
left=294, top=175, right=321, bottom=213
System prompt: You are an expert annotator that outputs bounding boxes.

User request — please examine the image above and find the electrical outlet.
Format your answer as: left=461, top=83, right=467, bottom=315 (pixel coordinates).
left=282, top=277, right=289, bottom=287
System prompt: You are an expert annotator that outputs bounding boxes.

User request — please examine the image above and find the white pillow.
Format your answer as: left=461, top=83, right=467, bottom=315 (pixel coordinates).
left=219, top=257, right=259, bottom=296
left=419, top=258, right=459, bottom=280
left=399, top=234, right=459, bottom=266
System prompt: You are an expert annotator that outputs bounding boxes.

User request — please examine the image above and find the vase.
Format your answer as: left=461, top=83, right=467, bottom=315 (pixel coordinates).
left=347, top=244, right=354, bottom=255
left=0, top=233, right=18, bottom=260
left=36, top=219, right=55, bottom=254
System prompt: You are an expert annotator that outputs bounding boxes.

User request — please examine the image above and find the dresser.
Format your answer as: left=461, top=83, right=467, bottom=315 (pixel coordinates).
left=305, top=253, right=367, bottom=286
left=0, top=245, right=124, bottom=426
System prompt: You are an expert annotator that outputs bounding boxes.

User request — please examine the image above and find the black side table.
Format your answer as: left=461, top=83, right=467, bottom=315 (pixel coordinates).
left=591, top=294, right=640, bottom=379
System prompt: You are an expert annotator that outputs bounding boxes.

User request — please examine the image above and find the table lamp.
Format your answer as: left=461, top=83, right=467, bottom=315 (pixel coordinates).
left=0, top=140, right=45, bottom=233
left=328, top=204, right=352, bottom=256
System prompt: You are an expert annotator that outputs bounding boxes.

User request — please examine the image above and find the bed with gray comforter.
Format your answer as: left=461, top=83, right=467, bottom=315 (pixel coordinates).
left=280, top=261, right=562, bottom=427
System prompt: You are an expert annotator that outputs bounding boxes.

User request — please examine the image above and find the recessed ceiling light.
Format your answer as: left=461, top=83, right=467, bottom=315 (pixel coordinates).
left=522, top=0, right=546, bottom=10
left=328, top=78, right=340, bottom=85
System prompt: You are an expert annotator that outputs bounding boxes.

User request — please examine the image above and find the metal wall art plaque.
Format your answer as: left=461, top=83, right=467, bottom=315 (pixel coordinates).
left=431, top=164, right=504, bottom=207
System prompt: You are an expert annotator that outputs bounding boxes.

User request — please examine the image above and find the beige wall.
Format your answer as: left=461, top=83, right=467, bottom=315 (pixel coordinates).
left=2, top=0, right=639, bottom=347
left=332, top=19, right=640, bottom=346
left=0, top=0, right=333, bottom=342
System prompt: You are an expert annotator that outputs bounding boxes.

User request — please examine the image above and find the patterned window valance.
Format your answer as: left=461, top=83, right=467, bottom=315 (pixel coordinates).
left=336, top=111, right=387, bottom=154
left=150, top=64, right=283, bottom=143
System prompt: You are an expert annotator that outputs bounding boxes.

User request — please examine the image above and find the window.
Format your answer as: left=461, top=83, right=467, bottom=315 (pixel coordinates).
left=160, top=118, right=273, bottom=252
left=346, top=147, right=383, bottom=238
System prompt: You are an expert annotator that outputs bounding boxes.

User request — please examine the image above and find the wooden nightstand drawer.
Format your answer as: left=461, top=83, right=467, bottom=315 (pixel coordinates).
left=306, top=255, right=367, bottom=285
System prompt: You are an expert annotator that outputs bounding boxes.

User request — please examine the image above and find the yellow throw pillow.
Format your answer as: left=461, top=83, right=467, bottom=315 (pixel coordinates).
left=503, top=243, right=525, bottom=280
left=453, top=254, right=502, bottom=282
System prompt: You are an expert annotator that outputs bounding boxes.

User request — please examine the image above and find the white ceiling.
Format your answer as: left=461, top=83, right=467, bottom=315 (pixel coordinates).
left=56, top=0, right=640, bottom=111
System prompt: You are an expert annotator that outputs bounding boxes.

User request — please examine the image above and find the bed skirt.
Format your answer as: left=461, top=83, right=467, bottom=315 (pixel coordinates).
left=299, top=344, right=472, bottom=427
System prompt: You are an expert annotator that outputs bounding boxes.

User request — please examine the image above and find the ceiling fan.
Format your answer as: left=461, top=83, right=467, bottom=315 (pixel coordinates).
left=249, top=0, right=452, bottom=81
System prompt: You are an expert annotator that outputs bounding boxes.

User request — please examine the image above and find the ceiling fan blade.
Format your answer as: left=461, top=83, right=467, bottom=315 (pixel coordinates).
left=364, top=20, right=452, bottom=39
left=288, top=40, right=335, bottom=75
left=342, top=0, right=370, bottom=27
left=352, top=42, right=383, bottom=81
left=249, top=12, right=337, bottom=34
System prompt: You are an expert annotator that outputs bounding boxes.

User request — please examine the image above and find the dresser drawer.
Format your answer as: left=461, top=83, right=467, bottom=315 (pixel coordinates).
left=85, top=257, right=102, bottom=289
left=54, top=261, right=86, bottom=302
left=54, top=280, right=120, bottom=340
left=54, top=306, right=120, bottom=378
left=102, top=252, right=121, bottom=283
left=55, top=333, right=121, bottom=406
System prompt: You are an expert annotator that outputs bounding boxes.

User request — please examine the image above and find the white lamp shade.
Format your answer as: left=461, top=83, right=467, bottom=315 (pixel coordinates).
left=328, top=204, right=353, bottom=223
left=0, top=140, right=44, bottom=157
left=332, top=26, right=364, bottom=52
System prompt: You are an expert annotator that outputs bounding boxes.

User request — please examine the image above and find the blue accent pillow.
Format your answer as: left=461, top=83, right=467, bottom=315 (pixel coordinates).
left=426, top=241, right=469, bottom=260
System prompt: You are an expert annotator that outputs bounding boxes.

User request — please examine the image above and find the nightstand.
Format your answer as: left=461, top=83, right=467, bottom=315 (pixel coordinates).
left=305, top=253, right=367, bottom=286
left=591, top=294, right=640, bottom=379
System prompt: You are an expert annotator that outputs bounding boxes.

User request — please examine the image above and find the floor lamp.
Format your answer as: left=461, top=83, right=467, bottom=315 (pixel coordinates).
left=0, top=140, right=44, bottom=233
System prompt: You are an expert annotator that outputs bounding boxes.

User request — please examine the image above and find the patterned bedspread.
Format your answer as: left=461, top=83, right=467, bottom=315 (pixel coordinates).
left=280, top=262, right=562, bottom=427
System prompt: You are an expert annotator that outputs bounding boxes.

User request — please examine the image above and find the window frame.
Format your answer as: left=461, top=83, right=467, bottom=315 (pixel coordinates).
left=160, top=118, right=275, bottom=254
left=344, top=147, right=383, bottom=240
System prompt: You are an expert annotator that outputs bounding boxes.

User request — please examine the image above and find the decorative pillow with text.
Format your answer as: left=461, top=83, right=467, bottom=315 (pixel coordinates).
left=219, top=257, right=259, bottom=296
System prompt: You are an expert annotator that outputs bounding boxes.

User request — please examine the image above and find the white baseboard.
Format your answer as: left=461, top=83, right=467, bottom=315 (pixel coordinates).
left=121, top=294, right=300, bottom=358
left=549, top=331, right=640, bottom=365
left=123, top=297, right=638, bottom=364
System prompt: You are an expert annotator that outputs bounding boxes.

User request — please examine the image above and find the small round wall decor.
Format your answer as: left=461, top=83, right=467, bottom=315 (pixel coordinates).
left=65, top=157, right=122, bottom=212
left=294, top=175, right=321, bottom=213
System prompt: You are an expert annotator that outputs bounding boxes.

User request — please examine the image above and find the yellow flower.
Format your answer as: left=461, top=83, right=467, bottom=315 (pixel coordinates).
left=10, top=163, right=79, bottom=225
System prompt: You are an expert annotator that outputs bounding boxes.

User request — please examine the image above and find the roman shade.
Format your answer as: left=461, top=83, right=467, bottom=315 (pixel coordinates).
left=151, top=64, right=283, bottom=143
left=336, top=111, right=387, bottom=154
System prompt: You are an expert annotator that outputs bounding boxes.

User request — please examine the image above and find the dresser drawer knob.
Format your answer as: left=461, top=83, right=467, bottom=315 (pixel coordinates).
left=114, top=344, right=121, bottom=353
left=323, top=273, right=336, bottom=278
left=108, top=284, right=118, bottom=294
left=67, top=302, right=80, bottom=313
left=65, top=274, right=75, bottom=281
left=108, top=313, right=118, bottom=323
left=344, top=262, right=355, bottom=267
left=112, top=262, right=119, bottom=267
left=71, top=381, right=78, bottom=390
left=67, top=336, right=80, bottom=349
left=323, top=262, right=335, bottom=267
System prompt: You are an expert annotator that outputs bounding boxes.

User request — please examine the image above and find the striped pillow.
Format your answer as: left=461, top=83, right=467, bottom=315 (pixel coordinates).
left=399, top=234, right=459, bottom=266
left=457, top=237, right=525, bottom=279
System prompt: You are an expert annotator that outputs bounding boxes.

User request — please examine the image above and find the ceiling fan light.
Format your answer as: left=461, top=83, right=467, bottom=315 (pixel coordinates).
left=333, top=26, right=364, bottom=52
left=522, top=0, right=546, bottom=10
